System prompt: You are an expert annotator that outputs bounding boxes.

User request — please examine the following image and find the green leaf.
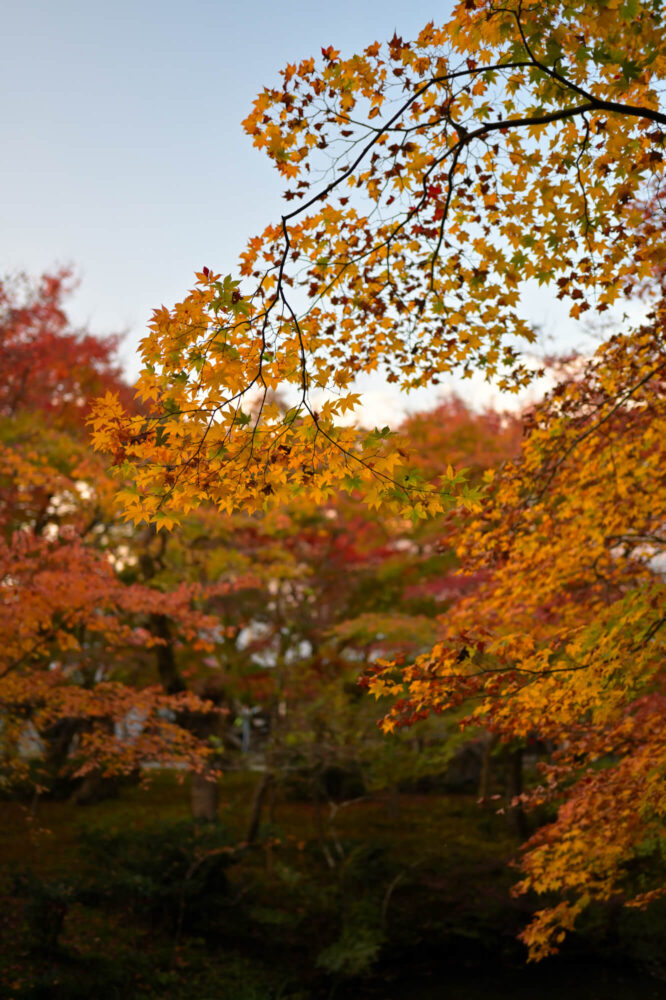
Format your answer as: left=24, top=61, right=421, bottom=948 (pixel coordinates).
left=620, top=0, right=640, bottom=20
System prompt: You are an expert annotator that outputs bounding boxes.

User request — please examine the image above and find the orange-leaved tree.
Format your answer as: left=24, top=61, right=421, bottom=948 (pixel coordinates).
left=367, top=309, right=666, bottom=956
left=90, top=0, right=666, bottom=956
left=91, top=0, right=664, bottom=520
left=0, top=273, right=221, bottom=798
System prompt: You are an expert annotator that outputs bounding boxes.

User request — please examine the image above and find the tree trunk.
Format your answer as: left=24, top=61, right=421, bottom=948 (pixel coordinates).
left=190, top=771, right=219, bottom=822
left=148, top=610, right=231, bottom=822
left=478, top=732, right=500, bottom=801
left=505, top=746, right=529, bottom=839
left=149, top=612, right=187, bottom=695
left=71, top=769, right=121, bottom=805
left=246, top=771, right=273, bottom=844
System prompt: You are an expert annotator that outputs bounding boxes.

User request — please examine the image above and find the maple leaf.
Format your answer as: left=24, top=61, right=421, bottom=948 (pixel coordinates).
left=87, top=1, right=666, bottom=955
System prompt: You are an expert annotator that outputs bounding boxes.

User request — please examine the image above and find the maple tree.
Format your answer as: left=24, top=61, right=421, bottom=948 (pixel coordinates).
left=0, top=273, right=222, bottom=798
left=197, top=396, right=520, bottom=839
left=91, top=0, right=665, bottom=521
left=367, top=307, right=666, bottom=956
left=88, top=0, right=666, bottom=958
left=0, top=269, right=134, bottom=427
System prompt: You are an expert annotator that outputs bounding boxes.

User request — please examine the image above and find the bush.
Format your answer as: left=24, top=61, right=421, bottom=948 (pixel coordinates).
left=77, top=818, right=240, bottom=932
left=12, top=869, right=72, bottom=954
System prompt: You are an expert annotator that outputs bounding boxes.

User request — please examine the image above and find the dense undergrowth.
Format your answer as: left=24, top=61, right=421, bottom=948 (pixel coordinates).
left=1, top=772, right=665, bottom=999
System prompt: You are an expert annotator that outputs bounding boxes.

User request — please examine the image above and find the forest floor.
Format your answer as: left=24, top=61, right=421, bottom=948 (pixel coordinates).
left=1, top=772, right=664, bottom=999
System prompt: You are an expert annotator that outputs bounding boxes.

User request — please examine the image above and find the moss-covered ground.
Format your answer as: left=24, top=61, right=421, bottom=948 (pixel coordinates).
left=1, top=772, right=664, bottom=999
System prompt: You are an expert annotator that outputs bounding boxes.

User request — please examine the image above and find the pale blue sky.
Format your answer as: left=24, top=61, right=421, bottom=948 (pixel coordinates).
left=2, top=1, right=453, bottom=375
left=3, top=0, right=627, bottom=419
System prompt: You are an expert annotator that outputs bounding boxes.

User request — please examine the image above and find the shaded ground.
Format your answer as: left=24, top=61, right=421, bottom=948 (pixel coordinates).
left=1, top=773, right=664, bottom=999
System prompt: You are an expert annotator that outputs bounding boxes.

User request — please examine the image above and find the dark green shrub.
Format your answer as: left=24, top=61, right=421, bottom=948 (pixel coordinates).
left=12, top=869, right=73, bottom=954
left=77, top=819, right=240, bottom=932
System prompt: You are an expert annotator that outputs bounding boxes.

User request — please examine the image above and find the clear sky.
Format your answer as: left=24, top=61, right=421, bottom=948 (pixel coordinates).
left=2, top=2, right=449, bottom=366
left=2, top=0, right=631, bottom=421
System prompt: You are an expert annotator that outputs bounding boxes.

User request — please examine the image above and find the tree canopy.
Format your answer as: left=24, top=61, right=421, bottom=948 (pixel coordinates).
left=91, top=0, right=665, bottom=521
left=87, top=0, right=666, bottom=960
left=0, top=272, right=221, bottom=795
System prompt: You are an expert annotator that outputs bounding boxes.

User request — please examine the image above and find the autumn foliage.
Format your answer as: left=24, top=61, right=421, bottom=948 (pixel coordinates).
left=366, top=309, right=666, bottom=955
left=25, top=0, right=666, bottom=962
left=0, top=272, right=222, bottom=795
left=0, top=269, right=134, bottom=426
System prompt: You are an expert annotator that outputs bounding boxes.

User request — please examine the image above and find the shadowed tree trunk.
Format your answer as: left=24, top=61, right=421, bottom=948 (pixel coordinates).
left=246, top=771, right=273, bottom=844
left=148, top=611, right=228, bottom=822
left=181, top=675, right=230, bottom=823
left=478, top=732, right=500, bottom=802
left=190, top=770, right=219, bottom=822
left=505, top=745, right=529, bottom=839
